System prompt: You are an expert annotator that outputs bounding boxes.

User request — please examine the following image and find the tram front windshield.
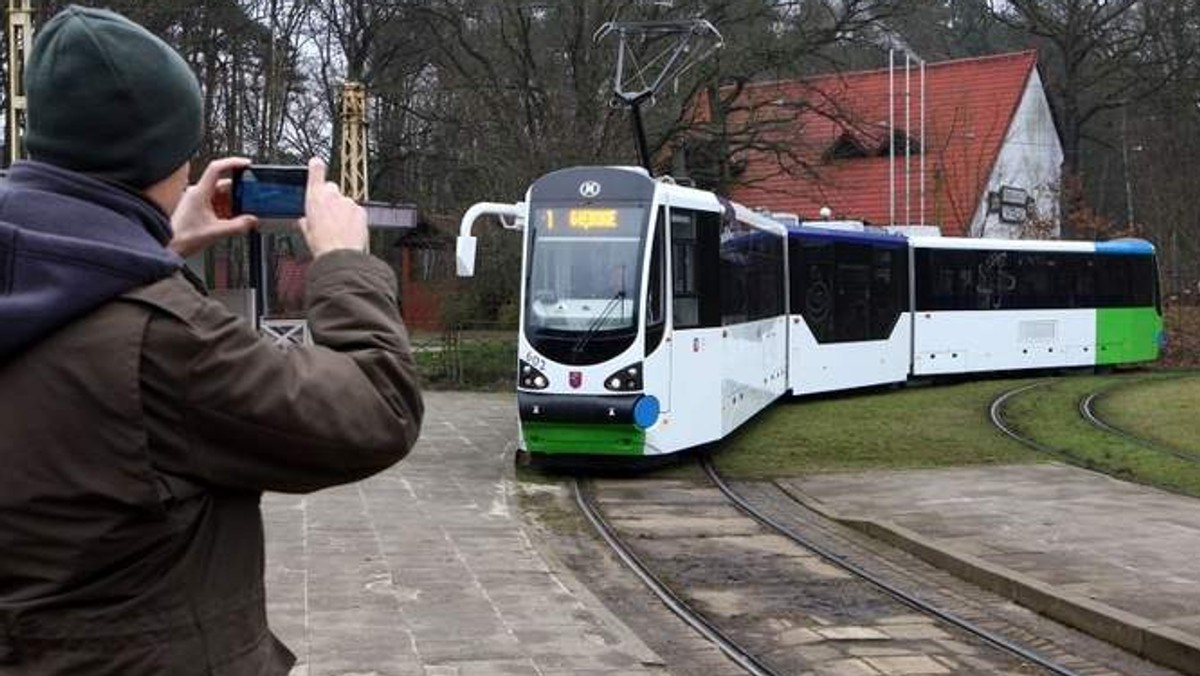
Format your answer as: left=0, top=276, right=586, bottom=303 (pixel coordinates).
left=524, top=205, right=647, bottom=364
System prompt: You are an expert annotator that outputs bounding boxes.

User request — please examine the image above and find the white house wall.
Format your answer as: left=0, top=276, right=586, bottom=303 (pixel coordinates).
left=971, top=69, right=1063, bottom=239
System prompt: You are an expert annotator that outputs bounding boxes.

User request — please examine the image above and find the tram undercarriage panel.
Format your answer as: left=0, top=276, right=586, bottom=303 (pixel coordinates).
left=788, top=315, right=911, bottom=395
left=912, top=310, right=1095, bottom=375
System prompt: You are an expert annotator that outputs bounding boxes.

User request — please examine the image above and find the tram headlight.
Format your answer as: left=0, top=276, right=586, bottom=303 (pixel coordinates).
left=603, top=362, right=643, bottom=391
left=519, top=359, right=549, bottom=390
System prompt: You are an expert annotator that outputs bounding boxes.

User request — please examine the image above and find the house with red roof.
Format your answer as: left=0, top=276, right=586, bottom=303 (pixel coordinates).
left=683, top=51, right=1062, bottom=238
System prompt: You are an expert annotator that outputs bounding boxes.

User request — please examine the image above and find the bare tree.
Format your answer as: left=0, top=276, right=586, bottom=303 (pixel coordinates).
left=405, top=1, right=630, bottom=207
left=663, top=0, right=907, bottom=194
left=990, top=0, right=1193, bottom=236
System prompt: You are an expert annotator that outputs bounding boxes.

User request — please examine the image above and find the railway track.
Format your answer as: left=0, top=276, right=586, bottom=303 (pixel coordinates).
left=1078, top=382, right=1200, bottom=465
left=987, top=380, right=1061, bottom=455
left=574, top=479, right=780, bottom=676
left=573, top=462, right=1125, bottom=676
left=700, top=458, right=1082, bottom=676
left=990, top=376, right=1200, bottom=466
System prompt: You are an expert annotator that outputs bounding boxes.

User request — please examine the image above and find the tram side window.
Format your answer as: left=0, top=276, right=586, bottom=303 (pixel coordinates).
left=1010, top=252, right=1097, bottom=309
left=717, top=219, right=783, bottom=325
left=719, top=223, right=750, bottom=325
left=915, top=249, right=985, bottom=311
left=919, top=249, right=1042, bottom=310
left=1096, top=255, right=1132, bottom=307
left=1096, top=255, right=1155, bottom=307
left=1069, top=254, right=1096, bottom=308
left=671, top=211, right=698, bottom=327
left=833, top=243, right=872, bottom=340
left=1013, top=252, right=1055, bottom=308
left=671, top=208, right=721, bottom=328
left=791, top=240, right=835, bottom=341
left=954, top=249, right=1091, bottom=310
left=916, top=249, right=1158, bottom=311
left=646, top=208, right=667, bottom=352
left=750, top=231, right=785, bottom=320
left=870, top=247, right=908, bottom=338
left=647, top=208, right=666, bottom=326
left=792, top=238, right=906, bottom=342
left=1152, top=257, right=1163, bottom=314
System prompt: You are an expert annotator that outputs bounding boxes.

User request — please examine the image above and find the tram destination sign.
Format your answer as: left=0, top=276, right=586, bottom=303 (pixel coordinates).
left=567, top=208, right=617, bottom=230
left=535, top=206, right=643, bottom=236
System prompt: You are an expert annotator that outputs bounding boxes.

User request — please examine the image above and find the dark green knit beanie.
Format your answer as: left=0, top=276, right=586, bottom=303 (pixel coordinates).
left=25, top=5, right=203, bottom=189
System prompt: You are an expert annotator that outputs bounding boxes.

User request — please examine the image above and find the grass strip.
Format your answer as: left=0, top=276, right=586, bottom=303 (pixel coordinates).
left=708, top=378, right=1045, bottom=481
left=1094, top=372, right=1200, bottom=456
left=1003, top=372, right=1200, bottom=498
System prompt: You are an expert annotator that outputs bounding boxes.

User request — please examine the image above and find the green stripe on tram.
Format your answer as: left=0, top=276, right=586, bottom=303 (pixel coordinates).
left=1096, top=307, right=1162, bottom=365
left=522, top=422, right=646, bottom=456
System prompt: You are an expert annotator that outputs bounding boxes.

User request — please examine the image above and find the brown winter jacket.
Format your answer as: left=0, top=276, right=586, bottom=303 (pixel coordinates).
left=0, top=250, right=423, bottom=675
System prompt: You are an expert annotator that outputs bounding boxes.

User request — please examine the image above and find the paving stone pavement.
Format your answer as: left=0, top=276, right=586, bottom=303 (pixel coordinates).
left=784, top=463, right=1200, bottom=674
left=262, top=391, right=663, bottom=676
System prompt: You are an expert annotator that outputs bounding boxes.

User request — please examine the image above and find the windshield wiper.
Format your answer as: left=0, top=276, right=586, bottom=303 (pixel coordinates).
left=571, top=290, right=626, bottom=354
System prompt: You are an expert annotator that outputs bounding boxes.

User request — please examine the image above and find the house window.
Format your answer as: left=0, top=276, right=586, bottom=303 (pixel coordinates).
left=881, top=129, right=922, bottom=156
left=825, top=133, right=869, bottom=160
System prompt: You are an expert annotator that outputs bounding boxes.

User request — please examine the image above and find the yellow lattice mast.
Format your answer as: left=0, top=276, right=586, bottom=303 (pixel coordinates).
left=6, top=0, right=33, bottom=166
left=339, top=81, right=368, bottom=201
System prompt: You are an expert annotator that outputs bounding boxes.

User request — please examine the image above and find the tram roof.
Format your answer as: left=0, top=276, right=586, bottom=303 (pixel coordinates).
left=787, top=224, right=908, bottom=247
left=909, top=236, right=1155, bottom=255
left=1096, top=239, right=1156, bottom=255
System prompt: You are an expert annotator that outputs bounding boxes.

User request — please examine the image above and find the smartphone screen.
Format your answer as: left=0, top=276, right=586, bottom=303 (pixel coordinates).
left=232, top=165, right=307, bottom=218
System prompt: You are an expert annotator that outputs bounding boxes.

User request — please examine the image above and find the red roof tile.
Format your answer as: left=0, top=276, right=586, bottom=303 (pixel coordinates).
left=693, top=51, right=1039, bottom=236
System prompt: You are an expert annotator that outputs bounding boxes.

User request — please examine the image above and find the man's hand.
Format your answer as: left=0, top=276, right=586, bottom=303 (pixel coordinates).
left=299, top=158, right=368, bottom=258
left=169, top=157, right=259, bottom=258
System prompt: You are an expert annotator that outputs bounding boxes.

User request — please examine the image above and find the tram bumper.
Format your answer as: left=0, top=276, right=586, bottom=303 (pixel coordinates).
left=518, top=392, right=652, bottom=456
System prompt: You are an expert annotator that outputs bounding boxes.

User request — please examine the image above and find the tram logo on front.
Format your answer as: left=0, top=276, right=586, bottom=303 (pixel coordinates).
left=579, top=181, right=602, bottom=199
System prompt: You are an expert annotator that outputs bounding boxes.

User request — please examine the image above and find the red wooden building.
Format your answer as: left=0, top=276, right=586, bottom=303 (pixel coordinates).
left=684, top=51, right=1062, bottom=238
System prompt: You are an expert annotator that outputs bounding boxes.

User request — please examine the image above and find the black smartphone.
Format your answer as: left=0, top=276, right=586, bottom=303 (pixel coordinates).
left=231, top=165, right=308, bottom=218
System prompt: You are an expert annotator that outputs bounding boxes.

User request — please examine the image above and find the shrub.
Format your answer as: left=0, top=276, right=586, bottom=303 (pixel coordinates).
left=415, top=332, right=516, bottom=390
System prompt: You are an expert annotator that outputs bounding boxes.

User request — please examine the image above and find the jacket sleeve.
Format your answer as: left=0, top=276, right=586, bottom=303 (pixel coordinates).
left=135, top=250, right=424, bottom=493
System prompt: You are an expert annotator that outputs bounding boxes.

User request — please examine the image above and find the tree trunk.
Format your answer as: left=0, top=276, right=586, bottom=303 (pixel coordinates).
left=1058, top=101, right=1081, bottom=239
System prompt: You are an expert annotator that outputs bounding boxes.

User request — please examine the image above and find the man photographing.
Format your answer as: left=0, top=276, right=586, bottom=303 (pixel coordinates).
left=0, top=6, right=423, bottom=675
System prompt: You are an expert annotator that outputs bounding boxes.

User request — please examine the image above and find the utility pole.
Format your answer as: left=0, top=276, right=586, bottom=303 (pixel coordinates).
left=6, top=0, right=33, bottom=167
left=339, top=81, right=368, bottom=201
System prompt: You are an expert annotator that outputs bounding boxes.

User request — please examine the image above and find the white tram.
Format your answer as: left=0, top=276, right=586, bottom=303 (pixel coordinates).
left=457, top=166, right=1163, bottom=465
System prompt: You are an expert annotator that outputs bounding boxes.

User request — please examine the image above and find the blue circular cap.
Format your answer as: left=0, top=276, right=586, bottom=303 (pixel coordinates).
left=633, top=395, right=660, bottom=430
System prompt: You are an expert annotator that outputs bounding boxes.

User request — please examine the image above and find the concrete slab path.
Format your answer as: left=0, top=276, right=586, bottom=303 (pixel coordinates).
left=262, top=391, right=662, bottom=676
left=782, top=464, right=1200, bottom=675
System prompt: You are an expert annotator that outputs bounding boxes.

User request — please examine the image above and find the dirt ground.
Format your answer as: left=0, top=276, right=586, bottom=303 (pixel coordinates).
left=1162, top=302, right=1200, bottom=368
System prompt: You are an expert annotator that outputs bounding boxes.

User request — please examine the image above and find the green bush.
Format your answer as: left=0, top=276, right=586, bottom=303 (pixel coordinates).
left=415, top=335, right=516, bottom=390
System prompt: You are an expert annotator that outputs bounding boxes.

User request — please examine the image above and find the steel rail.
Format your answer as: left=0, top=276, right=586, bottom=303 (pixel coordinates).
left=987, top=380, right=1063, bottom=454
left=701, top=457, right=1082, bottom=676
left=572, top=479, right=782, bottom=676
left=1080, top=385, right=1200, bottom=465
left=991, top=378, right=1200, bottom=466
